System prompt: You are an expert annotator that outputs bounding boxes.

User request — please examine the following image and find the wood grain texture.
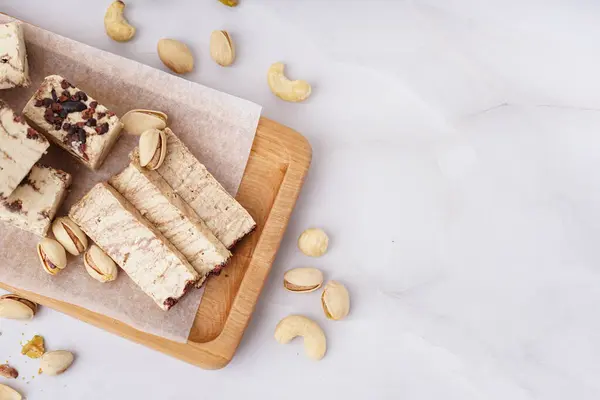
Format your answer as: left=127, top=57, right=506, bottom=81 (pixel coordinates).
left=0, top=117, right=312, bottom=369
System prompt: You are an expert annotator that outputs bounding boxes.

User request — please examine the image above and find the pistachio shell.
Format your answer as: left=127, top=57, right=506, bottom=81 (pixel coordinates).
left=157, top=39, right=194, bottom=74
left=0, top=384, right=22, bottom=400
left=121, top=109, right=167, bottom=136
left=139, top=128, right=166, bottom=170
left=210, top=30, right=235, bottom=67
left=84, top=245, right=118, bottom=283
left=0, top=294, right=36, bottom=315
left=52, top=217, right=88, bottom=256
left=283, top=267, right=324, bottom=293
left=37, top=238, right=67, bottom=276
left=40, top=350, right=74, bottom=376
left=321, top=281, right=350, bottom=321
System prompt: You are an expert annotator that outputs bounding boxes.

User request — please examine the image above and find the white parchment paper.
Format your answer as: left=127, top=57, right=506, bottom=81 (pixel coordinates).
left=0, top=16, right=262, bottom=342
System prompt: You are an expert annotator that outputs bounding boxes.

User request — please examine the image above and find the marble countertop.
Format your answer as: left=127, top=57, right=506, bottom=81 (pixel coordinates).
left=1, top=0, right=599, bottom=399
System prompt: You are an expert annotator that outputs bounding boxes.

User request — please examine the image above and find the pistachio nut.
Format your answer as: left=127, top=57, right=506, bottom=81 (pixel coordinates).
left=157, top=38, right=194, bottom=74
left=0, top=364, right=18, bottom=379
left=210, top=30, right=235, bottom=67
left=121, top=109, right=168, bottom=136
left=40, top=350, right=74, bottom=376
left=0, top=384, right=22, bottom=400
left=84, top=245, right=118, bottom=283
left=274, top=315, right=326, bottom=361
left=139, top=128, right=167, bottom=170
left=321, top=281, right=350, bottom=321
left=0, top=294, right=37, bottom=320
left=37, top=238, right=67, bottom=276
left=283, top=267, right=324, bottom=293
left=298, top=228, right=329, bottom=257
left=52, top=217, right=88, bottom=256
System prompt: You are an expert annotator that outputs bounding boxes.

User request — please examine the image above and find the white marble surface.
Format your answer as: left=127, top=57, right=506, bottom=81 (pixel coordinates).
left=1, top=0, right=600, bottom=399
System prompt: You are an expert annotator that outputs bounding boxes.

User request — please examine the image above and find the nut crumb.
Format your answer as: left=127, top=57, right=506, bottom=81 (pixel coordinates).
left=21, top=335, right=45, bottom=359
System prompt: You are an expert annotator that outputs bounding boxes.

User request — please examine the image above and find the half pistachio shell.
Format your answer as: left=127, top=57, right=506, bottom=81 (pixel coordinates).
left=40, top=350, right=74, bottom=376
left=283, top=267, right=324, bottom=293
left=321, top=281, right=350, bottom=321
left=122, top=109, right=167, bottom=135
left=0, top=384, right=22, bottom=400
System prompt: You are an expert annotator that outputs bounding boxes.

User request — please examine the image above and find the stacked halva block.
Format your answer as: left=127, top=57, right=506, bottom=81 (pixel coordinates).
left=71, top=127, right=256, bottom=309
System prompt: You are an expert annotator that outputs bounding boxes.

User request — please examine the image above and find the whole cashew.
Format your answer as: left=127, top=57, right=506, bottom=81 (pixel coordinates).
left=104, top=1, right=136, bottom=42
left=267, top=62, right=312, bottom=102
left=274, top=315, right=326, bottom=360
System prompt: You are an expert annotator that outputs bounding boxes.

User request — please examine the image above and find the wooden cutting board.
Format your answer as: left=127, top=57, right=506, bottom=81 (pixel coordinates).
left=0, top=116, right=312, bottom=369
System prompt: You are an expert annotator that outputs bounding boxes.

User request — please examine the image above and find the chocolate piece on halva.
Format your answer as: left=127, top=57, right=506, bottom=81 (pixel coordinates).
left=109, top=161, right=231, bottom=286
left=0, top=22, right=30, bottom=89
left=131, top=128, right=256, bottom=248
left=0, top=101, right=49, bottom=198
left=0, top=164, right=71, bottom=236
left=69, top=183, right=199, bottom=310
left=22, top=75, right=123, bottom=170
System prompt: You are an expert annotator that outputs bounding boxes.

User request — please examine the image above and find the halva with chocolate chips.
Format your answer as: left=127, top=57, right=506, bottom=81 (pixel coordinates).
left=22, top=75, right=123, bottom=170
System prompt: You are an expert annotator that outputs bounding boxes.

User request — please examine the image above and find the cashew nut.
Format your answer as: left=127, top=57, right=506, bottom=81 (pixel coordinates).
left=267, top=62, right=312, bottom=102
left=274, top=315, right=326, bottom=360
left=104, top=1, right=136, bottom=42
